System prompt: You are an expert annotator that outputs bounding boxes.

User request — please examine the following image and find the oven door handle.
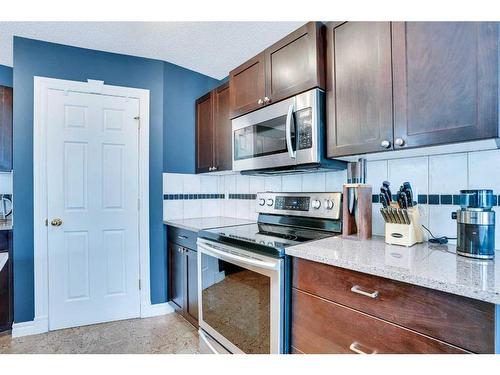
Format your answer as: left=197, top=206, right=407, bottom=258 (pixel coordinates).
left=285, top=104, right=296, bottom=159
left=197, top=241, right=279, bottom=271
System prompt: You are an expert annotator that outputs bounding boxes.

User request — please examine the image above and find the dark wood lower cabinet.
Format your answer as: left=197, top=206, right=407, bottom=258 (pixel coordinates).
left=0, top=231, right=13, bottom=332
left=167, top=226, right=199, bottom=327
left=292, top=289, right=467, bottom=354
left=291, top=257, right=495, bottom=354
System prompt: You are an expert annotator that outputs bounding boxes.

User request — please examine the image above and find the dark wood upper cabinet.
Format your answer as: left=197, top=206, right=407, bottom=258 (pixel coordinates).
left=229, top=53, right=266, bottom=119
left=214, top=83, right=232, bottom=172
left=195, top=92, right=215, bottom=173
left=0, top=86, right=13, bottom=172
left=326, top=22, right=393, bottom=157
left=195, top=82, right=232, bottom=174
left=229, top=22, right=325, bottom=119
left=392, top=22, right=499, bottom=149
left=265, top=22, right=325, bottom=104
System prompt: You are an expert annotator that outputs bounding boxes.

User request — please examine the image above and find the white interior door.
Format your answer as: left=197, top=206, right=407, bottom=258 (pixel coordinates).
left=46, top=88, right=141, bottom=330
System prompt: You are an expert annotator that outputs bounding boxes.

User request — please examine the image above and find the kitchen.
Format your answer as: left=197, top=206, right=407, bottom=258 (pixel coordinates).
left=0, top=1, right=500, bottom=371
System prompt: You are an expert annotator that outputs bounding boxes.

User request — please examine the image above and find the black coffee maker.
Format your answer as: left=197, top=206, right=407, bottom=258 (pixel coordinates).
left=452, top=190, right=495, bottom=260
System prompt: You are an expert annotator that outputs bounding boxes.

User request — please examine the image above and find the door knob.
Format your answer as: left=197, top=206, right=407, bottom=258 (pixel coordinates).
left=51, top=218, right=63, bottom=227
left=395, top=138, right=406, bottom=147
left=380, top=140, right=391, bottom=149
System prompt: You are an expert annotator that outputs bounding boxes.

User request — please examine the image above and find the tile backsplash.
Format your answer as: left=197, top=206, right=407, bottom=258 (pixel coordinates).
left=163, top=149, right=500, bottom=248
left=0, top=172, right=12, bottom=194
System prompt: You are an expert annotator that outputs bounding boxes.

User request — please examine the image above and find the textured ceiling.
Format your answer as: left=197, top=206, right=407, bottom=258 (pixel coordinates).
left=0, top=21, right=304, bottom=79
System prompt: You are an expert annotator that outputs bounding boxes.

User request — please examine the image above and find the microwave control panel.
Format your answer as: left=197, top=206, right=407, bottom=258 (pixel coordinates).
left=296, top=108, right=313, bottom=150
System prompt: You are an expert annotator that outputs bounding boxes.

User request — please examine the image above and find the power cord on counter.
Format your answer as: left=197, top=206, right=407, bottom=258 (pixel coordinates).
left=421, top=224, right=457, bottom=245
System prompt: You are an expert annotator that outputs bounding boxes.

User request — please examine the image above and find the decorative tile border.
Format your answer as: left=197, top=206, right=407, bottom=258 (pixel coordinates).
left=163, top=193, right=224, bottom=200
left=372, top=194, right=500, bottom=206
left=228, top=194, right=257, bottom=200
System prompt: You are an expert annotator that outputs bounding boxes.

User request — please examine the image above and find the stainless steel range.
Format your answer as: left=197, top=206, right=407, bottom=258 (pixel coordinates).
left=197, top=192, right=342, bottom=354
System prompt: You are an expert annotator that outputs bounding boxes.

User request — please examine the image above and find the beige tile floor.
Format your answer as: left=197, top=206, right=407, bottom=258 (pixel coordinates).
left=0, top=313, right=200, bottom=354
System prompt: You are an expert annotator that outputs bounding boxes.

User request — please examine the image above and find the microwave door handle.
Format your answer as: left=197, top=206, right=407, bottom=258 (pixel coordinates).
left=285, top=104, right=296, bottom=159
left=197, top=241, right=279, bottom=271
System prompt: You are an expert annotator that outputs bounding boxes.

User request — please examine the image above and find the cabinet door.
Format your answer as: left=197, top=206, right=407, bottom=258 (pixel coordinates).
left=185, top=248, right=199, bottom=326
left=168, top=243, right=185, bottom=311
left=214, top=83, right=232, bottom=172
left=392, top=22, right=498, bottom=149
left=265, top=22, right=325, bottom=104
left=229, top=52, right=266, bottom=119
left=326, top=22, right=393, bottom=157
left=0, top=86, right=13, bottom=172
left=195, top=92, right=215, bottom=173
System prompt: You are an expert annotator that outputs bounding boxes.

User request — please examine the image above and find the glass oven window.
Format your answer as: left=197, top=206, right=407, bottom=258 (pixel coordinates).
left=233, top=114, right=294, bottom=161
left=200, top=253, right=270, bottom=354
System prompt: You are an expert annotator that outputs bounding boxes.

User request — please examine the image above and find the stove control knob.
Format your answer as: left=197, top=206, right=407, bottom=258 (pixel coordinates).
left=324, top=199, right=334, bottom=210
left=266, top=198, right=274, bottom=207
left=258, top=198, right=266, bottom=206
left=312, top=199, right=321, bottom=209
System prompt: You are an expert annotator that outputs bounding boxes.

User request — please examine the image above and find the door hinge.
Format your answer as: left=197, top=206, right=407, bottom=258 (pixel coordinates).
left=137, top=198, right=140, bottom=210
left=134, top=116, right=140, bottom=129
left=139, top=279, right=141, bottom=290
left=45, top=219, right=48, bottom=227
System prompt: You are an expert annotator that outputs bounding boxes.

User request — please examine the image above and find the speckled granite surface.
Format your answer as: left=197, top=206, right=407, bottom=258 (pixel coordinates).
left=0, top=252, right=7, bottom=272
left=286, top=236, right=500, bottom=304
left=0, top=220, right=12, bottom=231
left=164, top=216, right=255, bottom=232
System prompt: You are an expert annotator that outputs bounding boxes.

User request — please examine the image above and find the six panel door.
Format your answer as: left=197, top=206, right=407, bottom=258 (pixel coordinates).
left=326, top=22, right=394, bottom=157
left=392, top=22, right=499, bottom=149
left=229, top=52, right=266, bottom=119
left=46, top=89, right=141, bottom=330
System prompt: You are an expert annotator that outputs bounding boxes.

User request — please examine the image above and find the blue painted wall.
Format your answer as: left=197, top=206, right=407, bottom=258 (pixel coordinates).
left=163, top=63, right=220, bottom=174
left=0, top=64, right=13, bottom=87
left=12, top=37, right=218, bottom=322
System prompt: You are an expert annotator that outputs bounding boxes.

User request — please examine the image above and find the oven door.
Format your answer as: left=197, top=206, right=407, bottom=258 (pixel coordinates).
left=232, top=88, right=321, bottom=172
left=197, top=238, right=284, bottom=354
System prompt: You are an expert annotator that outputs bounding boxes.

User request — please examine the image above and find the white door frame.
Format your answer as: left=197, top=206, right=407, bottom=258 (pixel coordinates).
left=33, top=76, right=152, bottom=333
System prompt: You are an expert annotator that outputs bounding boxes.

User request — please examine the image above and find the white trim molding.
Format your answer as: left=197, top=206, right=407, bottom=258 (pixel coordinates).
left=140, top=302, right=175, bottom=319
left=32, top=76, right=154, bottom=335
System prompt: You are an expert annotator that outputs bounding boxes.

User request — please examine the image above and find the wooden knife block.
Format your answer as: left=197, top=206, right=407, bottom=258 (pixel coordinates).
left=342, top=184, right=372, bottom=240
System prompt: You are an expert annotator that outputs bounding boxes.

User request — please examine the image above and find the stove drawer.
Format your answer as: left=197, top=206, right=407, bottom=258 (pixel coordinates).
left=291, top=289, right=468, bottom=354
left=292, top=257, right=495, bottom=353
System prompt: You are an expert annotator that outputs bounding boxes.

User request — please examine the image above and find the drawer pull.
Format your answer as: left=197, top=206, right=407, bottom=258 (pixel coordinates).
left=350, top=285, right=379, bottom=299
left=178, top=235, right=188, bottom=240
left=349, top=342, right=376, bottom=355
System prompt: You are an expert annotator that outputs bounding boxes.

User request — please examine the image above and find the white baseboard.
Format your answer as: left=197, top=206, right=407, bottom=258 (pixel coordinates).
left=12, top=316, right=49, bottom=338
left=11, top=304, right=173, bottom=338
left=140, top=302, right=175, bottom=318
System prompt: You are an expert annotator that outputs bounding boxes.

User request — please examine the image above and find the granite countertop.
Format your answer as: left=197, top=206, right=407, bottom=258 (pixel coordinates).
left=286, top=236, right=500, bottom=304
left=0, top=252, right=7, bottom=272
left=0, top=220, right=12, bottom=231
left=164, top=216, right=256, bottom=232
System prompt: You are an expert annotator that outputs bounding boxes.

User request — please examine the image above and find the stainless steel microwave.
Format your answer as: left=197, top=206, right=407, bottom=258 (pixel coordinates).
left=232, top=88, right=345, bottom=174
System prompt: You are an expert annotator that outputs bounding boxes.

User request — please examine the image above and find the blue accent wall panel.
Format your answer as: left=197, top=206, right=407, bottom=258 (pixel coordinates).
left=163, top=62, right=220, bottom=174
left=0, top=64, right=13, bottom=87
left=12, top=37, right=169, bottom=322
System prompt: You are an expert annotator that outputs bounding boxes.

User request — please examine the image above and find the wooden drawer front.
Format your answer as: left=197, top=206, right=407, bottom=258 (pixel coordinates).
left=292, top=258, right=494, bottom=353
left=291, top=289, right=467, bottom=354
left=167, top=225, right=197, bottom=250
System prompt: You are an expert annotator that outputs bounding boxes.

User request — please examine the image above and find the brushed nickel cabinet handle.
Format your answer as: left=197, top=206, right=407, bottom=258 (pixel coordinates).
left=178, top=235, right=188, bottom=240
left=350, top=285, right=379, bottom=299
left=349, top=342, right=377, bottom=354
left=257, top=98, right=264, bottom=105
left=395, top=138, right=406, bottom=147
left=380, top=140, right=391, bottom=149
left=263, top=96, right=270, bottom=104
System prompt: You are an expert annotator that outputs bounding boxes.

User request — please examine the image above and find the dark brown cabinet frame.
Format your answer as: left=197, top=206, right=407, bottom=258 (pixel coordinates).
left=0, top=86, right=13, bottom=172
